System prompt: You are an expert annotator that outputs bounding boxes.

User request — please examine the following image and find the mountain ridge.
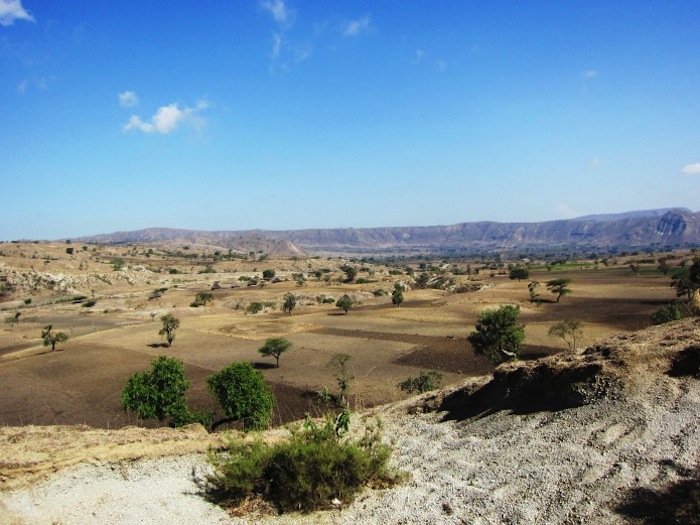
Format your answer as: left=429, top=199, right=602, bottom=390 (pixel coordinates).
left=73, top=207, right=700, bottom=255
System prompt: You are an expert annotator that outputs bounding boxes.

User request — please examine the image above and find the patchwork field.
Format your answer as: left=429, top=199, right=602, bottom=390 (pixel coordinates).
left=0, top=242, right=686, bottom=429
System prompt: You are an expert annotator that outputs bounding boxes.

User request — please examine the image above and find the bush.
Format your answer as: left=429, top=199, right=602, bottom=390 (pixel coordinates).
left=82, top=299, right=97, bottom=308
left=651, top=303, right=685, bottom=325
left=205, top=412, right=396, bottom=512
left=398, top=371, right=443, bottom=394
left=206, top=362, right=275, bottom=431
left=245, top=301, right=274, bottom=314
left=371, top=289, right=387, bottom=297
left=191, top=291, right=214, bottom=307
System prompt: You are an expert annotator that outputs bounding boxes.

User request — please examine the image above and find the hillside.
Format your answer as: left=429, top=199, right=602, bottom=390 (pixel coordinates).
left=72, top=208, right=700, bottom=255
left=2, top=317, right=699, bottom=524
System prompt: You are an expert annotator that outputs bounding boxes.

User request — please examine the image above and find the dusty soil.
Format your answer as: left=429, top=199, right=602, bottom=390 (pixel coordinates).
left=1, top=317, right=699, bottom=524
left=0, top=243, right=683, bottom=430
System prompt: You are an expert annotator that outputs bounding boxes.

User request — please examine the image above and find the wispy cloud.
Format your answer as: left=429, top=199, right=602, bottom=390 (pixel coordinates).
left=342, top=16, right=371, bottom=37
left=682, top=163, right=700, bottom=176
left=583, top=69, right=599, bottom=79
left=118, top=90, right=138, bottom=108
left=0, top=0, right=34, bottom=26
left=123, top=100, right=209, bottom=135
left=16, top=75, right=54, bottom=94
left=589, top=157, right=603, bottom=168
left=412, top=49, right=425, bottom=64
left=260, top=0, right=295, bottom=27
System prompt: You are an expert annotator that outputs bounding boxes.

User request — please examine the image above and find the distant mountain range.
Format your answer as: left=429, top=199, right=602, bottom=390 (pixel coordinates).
left=75, top=208, right=700, bottom=256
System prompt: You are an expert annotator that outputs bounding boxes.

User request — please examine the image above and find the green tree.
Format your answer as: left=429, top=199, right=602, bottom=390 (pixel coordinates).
left=467, top=305, right=525, bottom=365
left=41, top=325, right=69, bottom=352
left=509, top=267, right=530, bottom=281
left=159, top=313, right=180, bottom=347
left=548, top=319, right=583, bottom=351
left=671, top=257, right=700, bottom=311
left=528, top=281, right=541, bottom=304
left=340, top=265, right=357, bottom=282
left=283, top=292, right=296, bottom=315
left=336, top=295, right=353, bottom=314
left=391, top=283, right=404, bottom=307
left=190, top=291, right=214, bottom=307
left=206, top=362, right=275, bottom=431
left=121, top=356, right=192, bottom=424
left=262, top=269, right=276, bottom=280
left=657, top=259, right=672, bottom=276
left=546, top=278, right=573, bottom=303
left=258, top=337, right=293, bottom=368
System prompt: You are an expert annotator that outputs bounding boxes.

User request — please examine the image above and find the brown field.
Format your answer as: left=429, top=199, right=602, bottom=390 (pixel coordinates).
left=0, top=242, right=685, bottom=429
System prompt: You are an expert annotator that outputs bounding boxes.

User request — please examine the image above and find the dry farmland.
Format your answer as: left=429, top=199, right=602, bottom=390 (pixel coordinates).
left=0, top=242, right=685, bottom=429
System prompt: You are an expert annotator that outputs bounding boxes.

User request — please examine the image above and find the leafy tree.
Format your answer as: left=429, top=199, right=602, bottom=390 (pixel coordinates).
left=415, top=273, right=430, bottom=288
left=258, top=337, right=293, bottom=368
left=671, top=257, right=700, bottom=311
left=546, top=278, right=573, bottom=303
left=262, top=269, right=276, bottom=280
left=509, top=267, right=530, bottom=281
left=398, top=371, right=443, bottom=394
left=190, top=291, right=214, bottom=307
left=121, top=356, right=190, bottom=423
left=548, top=319, right=583, bottom=351
left=528, top=281, right=541, bottom=304
left=391, top=283, right=404, bottom=307
left=65, top=247, right=74, bottom=255
left=206, top=362, right=275, bottom=431
left=41, top=325, right=69, bottom=352
left=159, top=313, right=180, bottom=347
left=340, top=265, right=357, bottom=282
left=657, top=259, right=672, bottom=276
left=336, top=295, right=353, bottom=314
left=467, top=305, right=525, bottom=365
left=283, top=292, right=296, bottom=315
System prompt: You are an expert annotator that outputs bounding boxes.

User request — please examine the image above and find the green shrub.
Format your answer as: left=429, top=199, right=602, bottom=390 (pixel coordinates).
left=398, top=371, right=443, bottom=394
left=651, top=303, right=685, bottom=325
left=82, top=299, right=97, bottom=308
left=355, top=278, right=374, bottom=284
left=371, top=289, right=387, bottom=297
left=191, top=291, right=214, bottom=307
left=246, top=302, right=264, bottom=314
left=206, top=412, right=397, bottom=512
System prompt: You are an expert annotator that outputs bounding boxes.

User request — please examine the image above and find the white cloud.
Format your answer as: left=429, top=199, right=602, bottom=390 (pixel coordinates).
left=342, top=16, right=371, bottom=37
left=583, top=69, right=598, bottom=78
left=118, top=90, right=138, bottom=108
left=260, top=0, right=295, bottom=27
left=123, top=100, right=208, bottom=134
left=436, top=59, right=447, bottom=72
left=271, top=32, right=283, bottom=59
left=0, top=0, right=34, bottom=26
left=589, top=157, right=603, bottom=168
left=682, top=163, right=700, bottom=176
left=412, top=49, right=425, bottom=64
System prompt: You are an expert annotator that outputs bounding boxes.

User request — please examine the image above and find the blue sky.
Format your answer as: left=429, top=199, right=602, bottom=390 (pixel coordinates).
left=1, top=0, right=699, bottom=240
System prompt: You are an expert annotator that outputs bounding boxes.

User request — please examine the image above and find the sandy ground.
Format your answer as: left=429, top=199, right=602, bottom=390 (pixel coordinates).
left=1, top=318, right=699, bottom=524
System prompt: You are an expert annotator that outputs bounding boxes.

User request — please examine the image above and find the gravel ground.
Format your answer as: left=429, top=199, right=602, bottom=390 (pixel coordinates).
left=2, top=320, right=700, bottom=524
